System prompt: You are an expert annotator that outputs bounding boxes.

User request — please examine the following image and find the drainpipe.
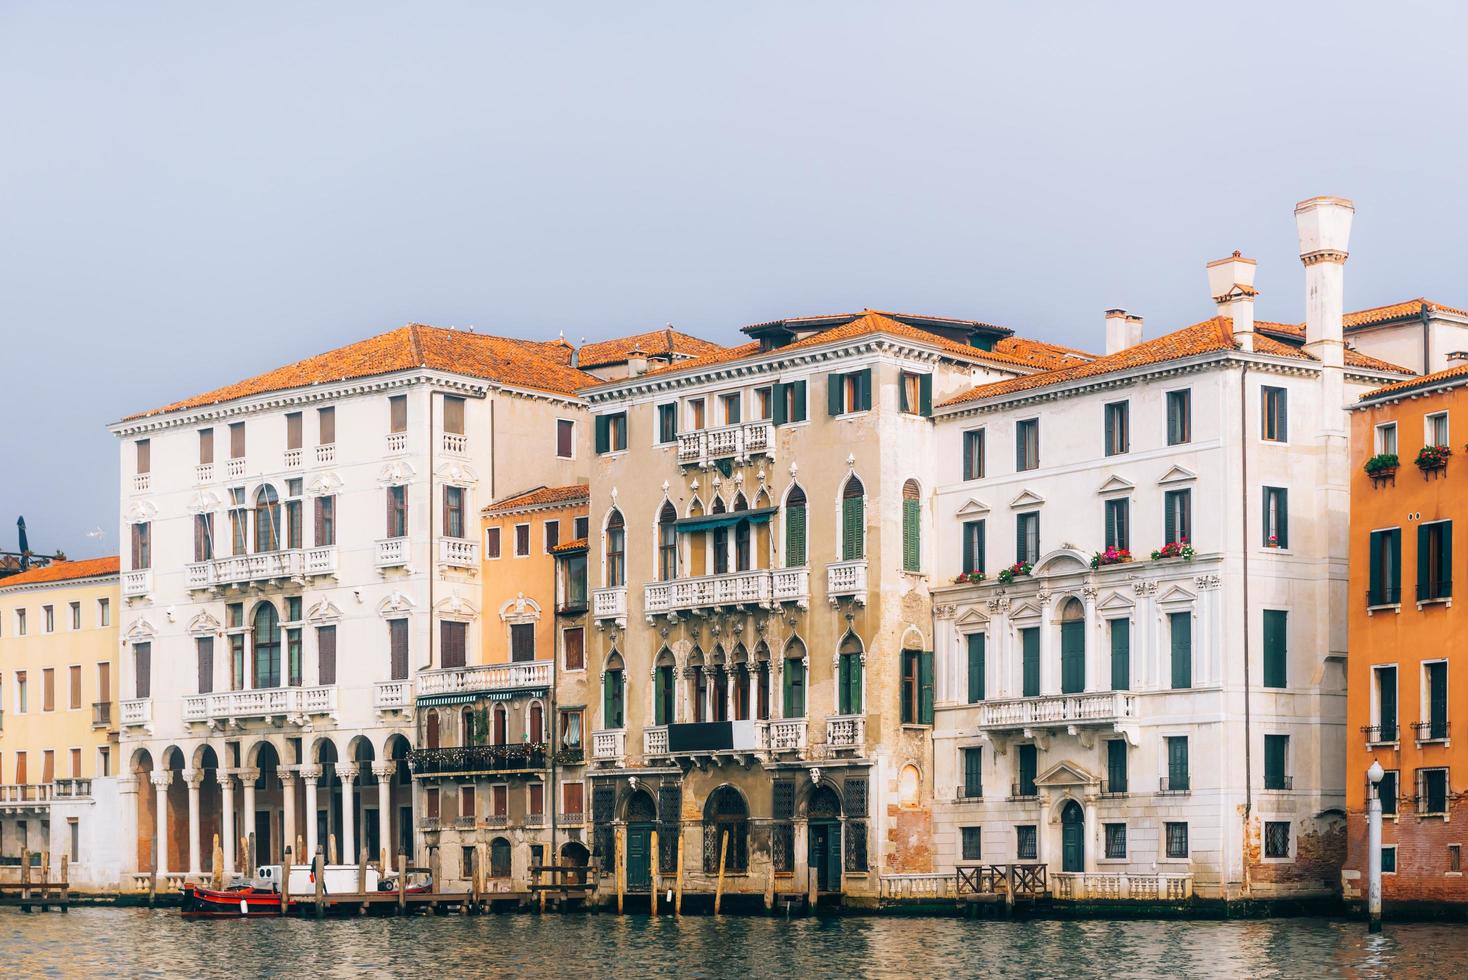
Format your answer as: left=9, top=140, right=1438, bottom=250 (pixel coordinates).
left=1239, top=363, right=1253, bottom=897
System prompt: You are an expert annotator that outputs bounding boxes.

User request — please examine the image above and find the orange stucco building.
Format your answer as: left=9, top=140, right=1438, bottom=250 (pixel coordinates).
left=1346, top=364, right=1468, bottom=910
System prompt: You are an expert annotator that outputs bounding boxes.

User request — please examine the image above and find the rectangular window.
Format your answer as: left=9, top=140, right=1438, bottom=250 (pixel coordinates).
left=196, top=637, right=214, bottom=694
left=318, top=406, right=335, bottom=445
left=1262, top=385, right=1288, bottom=442
left=135, top=438, right=150, bottom=474
left=575, top=515, right=588, bottom=540
left=511, top=623, right=536, bottom=662
left=1019, top=626, right=1041, bottom=698
left=1420, top=768, right=1449, bottom=815
left=15, top=609, right=25, bottom=636
left=16, top=672, right=26, bottom=712
left=1017, top=743, right=1037, bottom=797
left=1368, top=528, right=1402, bottom=606
left=389, top=619, right=409, bottom=680
left=1167, top=389, right=1192, bottom=446
left=386, top=485, right=408, bottom=538
left=544, top=520, right=560, bottom=552
left=1417, top=521, right=1453, bottom=601
left=317, top=626, right=337, bottom=685
left=1170, top=612, right=1191, bottom=689
left=1104, top=498, right=1129, bottom=552
left=1373, top=665, right=1398, bottom=742
left=1164, top=489, right=1192, bottom=547
left=1165, top=736, right=1189, bottom=792
left=1016, top=825, right=1038, bottom=861
left=133, top=643, right=151, bottom=699
left=966, top=633, right=985, bottom=703
left=193, top=513, right=214, bottom=562
left=1104, top=401, right=1129, bottom=456
left=198, top=428, right=214, bottom=465
left=1381, top=845, right=1397, bottom=873
left=556, top=418, right=574, bottom=457
left=1106, top=739, right=1128, bottom=794
left=68, top=664, right=81, bottom=709
left=442, top=486, right=465, bottom=539
left=1016, top=512, right=1040, bottom=564
left=774, top=380, right=808, bottom=425
left=562, top=781, right=584, bottom=818
left=1379, top=770, right=1398, bottom=816
left=563, top=626, right=585, bottom=671
left=440, top=621, right=467, bottom=670
left=42, top=668, right=54, bottom=711
left=961, top=519, right=985, bottom=577
left=1262, top=609, right=1287, bottom=689
left=229, top=421, right=245, bottom=459
left=962, top=429, right=985, bottom=481
left=492, top=784, right=508, bottom=818
left=1104, top=823, right=1127, bottom=859
left=754, top=387, right=773, bottom=420
left=1451, top=844, right=1461, bottom=874
left=962, top=747, right=983, bottom=799
left=43, top=605, right=54, bottom=633
left=1165, top=822, right=1189, bottom=859
left=1375, top=421, right=1397, bottom=456
left=1424, top=661, right=1448, bottom=740
left=389, top=394, right=407, bottom=433
left=285, top=411, right=302, bottom=450
left=899, top=371, right=932, bottom=417
left=1110, top=618, right=1130, bottom=691
left=42, top=750, right=54, bottom=783
left=961, top=826, right=982, bottom=860
left=514, top=523, right=531, bottom=557
left=1427, top=411, right=1449, bottom=447
left=720, top=392, right=741, bottom=424
left=131, top=522, right=151, bottom=570
left=443, top=395, right=465, bottom=435
left=827, top=369, right=873, bottom=416
left=595, top=412, right=628, bottom=453
left=1263, top=487, right=1289, bottom=548
left=1264, top=734, right=1289, bottom=789
left=485, top=526, right=501, bottom=559
left=902, top=650, right=920, bottom=724
left=98, top=598, right=109, bottom=627
left=687, top=397, right=707, bottom=431
left=1264, top=821, right=1292, bottom=859
left=529, top=782, right=545, bottom=817
left=425, top=787, right=440, bottom=821
left=1015, top=419, right=1039, bottom=471
left=314, top=495, right=336, bottom=547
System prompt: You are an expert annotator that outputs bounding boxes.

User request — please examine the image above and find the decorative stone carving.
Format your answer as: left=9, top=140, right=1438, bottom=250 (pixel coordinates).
left=1195, top=573, right=1221, bottom=591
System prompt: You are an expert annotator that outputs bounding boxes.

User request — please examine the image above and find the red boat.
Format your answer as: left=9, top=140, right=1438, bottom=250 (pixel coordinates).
left=180, top=884, right=282, bottom=918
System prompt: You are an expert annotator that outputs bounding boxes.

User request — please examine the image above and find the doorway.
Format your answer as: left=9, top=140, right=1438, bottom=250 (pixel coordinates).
left=1061, top=800, right=1084, bottom=873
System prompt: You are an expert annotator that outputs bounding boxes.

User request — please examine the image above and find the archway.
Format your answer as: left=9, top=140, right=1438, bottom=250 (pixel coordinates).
left=703, top=786, right=749, bottom=872
left=129, top=748, right=155, bottom=872
left=622, top=788, right=657, bottom=892
left=1061, top=799, right=1084, bottom=872
left=807, top=784, right=843, bottom=892
left=560, top=840, right=590, bottom=885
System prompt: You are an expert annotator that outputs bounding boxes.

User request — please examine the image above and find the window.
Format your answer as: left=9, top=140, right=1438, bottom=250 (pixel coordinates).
left=1262, top=385, right=1288, bottom=442
left=602, top=657, right=625, bottom=728
left=1169, top=611, right=1191, bottom=689
left=838, top=635, right=864, bottom=716
left=133, top=643, right=151, bottom=699
left=441, top=621, right=467, bottom=669
left=389, top=619, right=409, bottom=680
left=657, top=502, right=677, bottom=580
left=966, top=634, right=986, bottom=703
left=1378, top=769, right=1398, bottom=816
left=961, top=519, right=985, bottom=577
left=1420, top=768, right=1449, bottom=815
left=657, top=404, right=677, bottom=444
left=1016, top=825, right=1038, bottom=861
left=654, top=656, right=676, bottom=725
left=317, top=626, right=336, bottom=685
left=900, top=649, right=933, bottom=724
left=841, top=477, right=865, bottom=561
left=252, top=605, right=282, bottom=689
left=962, top=747, right=983, bottom=799
left=284, top=480, right=303, bottom=549
left=1059, top=598, right=1085, bottom=694
left=1260, top=609, right=1289, bottom=688
left=1368, top=528, right=1402, bottom=605
left=1106, top=739, right=1128, bottom=794
left=318, top=406, right=335, bottom=446
left=605, top=510, right=625, bottom=586
left=441, top=395, right=465, bottom=436
left=386, top=485, right=408, bottom=538
left=314, top=494, right=335, bottom=547
left=1110, top=619, right=1130, bottom=691
left=575, top=515, right=588, bottom=539
left=961, top=827, right=982, bottom=860
left=1263, top=487, right=1289, bottom=548
left=485, top=526, right=501, bottom=559
left=1016, top=511, right=1040, bottom=564
left=1167, top=389, right=1191, bottom=445
left=902, top=479, right=922, bottom=572
left=42, top=668, right=54, bottom=711
left=1017, top=743, right=1037, bottom=797
left=1381, top=845, right=1397, bottom=873
left=773, top=380, right=807, bottom=425
left=134, top=438, right=150, bottom=476
left=785, top=485, right=807, bottom=567
left=97, top=599, right=109, bottom=628
left=1427, top=411, right=1449, bottom=448
left=443, top=486, right=465, bottom=539
left=828, top=368, right=872, bottom=416
left=1164, top=489, right=1191, bottom=547
left=15, top=609, right=25, bottom=636
left=67, top=602, right=80, bottom=631
left=15, top=672, right=25, bottom=712
left=1375, top=422, right=1397, bottom=456
left=512, top=523, right=530, bottom=557
left=1418, top=521, right=1453, bottom=601
left=193, top=513, right=214, bottom=562
left=198, top=428, right=214, bottom=464
left=720, top=392, right=741, bottom=424
left=1165, top=822, right=1189, bottom=859
left=754, top=387, right=773, bottom=420
left=1165, top=736, right=1189, bottom=792
left=543, top=519, right=560, bottom=553
left=285, top=412, right=303, bottom=452
left=1451, top=844, right=1462, bottom=874
left=1016, top=419, right=1039, bottom=471
left=783, top=643, right=806, bottom=717
left=1104, top=498, right=1129, bottom=551
left=1264, top=734, right=1289, bottom=790
left=43, top=606, right=54, bottom=633
left=899, top=371, right=932, bottom=417
left=595, top=412, right=627, bottom=453
left=131, top=522, right=151, bottom=570
left=1104, top=823, right=1127, bottom=860
left=196, top=637, right=213, bottom=694
left=68, top=664, right=80, bottom=709
left=1424, top=661, right=1448, bottom=740
left=962, top=429, right=985, bottom=481
left=553, top=626, right=582, bottom=671
left=1104, top=401, right=1129, bottom=456
left=229, top=488, right=248, bottom=555
left=562, top=781, right=584, bottom=818
left=1373, top=666, right=1398, bottom=742
left=389, top=394, right=407, bottom=433
left=229, top=421, right=246, bottom=459
left=511, top=623, right=535, bottom=662
left=1021, top=627, right=1040, bottom=698
left=688, top=398, right=707, bottom=430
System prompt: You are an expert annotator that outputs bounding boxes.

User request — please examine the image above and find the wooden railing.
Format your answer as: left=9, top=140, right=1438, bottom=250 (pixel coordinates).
left=955, top=863, right=1047, bottom=899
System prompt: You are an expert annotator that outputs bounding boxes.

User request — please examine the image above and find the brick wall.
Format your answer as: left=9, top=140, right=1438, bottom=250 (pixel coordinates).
left=1344, top=802, right=1468, bottom=903
left=1244, top=813, right=1344, bottom=897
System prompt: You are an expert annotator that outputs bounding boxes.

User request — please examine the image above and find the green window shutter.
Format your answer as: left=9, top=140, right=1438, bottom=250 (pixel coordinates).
left=964, top=748, right=982, bottom=796
left=843, top=496, right=864, bottom=560
left=1170, top=611, right=1191, bottom=689
left=1262, top=610, right=1287, bottom=688
left=919, top=650, right=934, bottom=724
left=793, top=380, right=807, bottom=421
left=1368, top=531, right=1384, bottom=605
left=967, top=633, right=985, bottom=703
left=1168, top=737, right=1189, bottom=790
left=772, top=382, right=787, bottom=426
left=1430, top=662, right=1448, bottom=731
left=1167, top=394, right=1179, bottom=444
left=603, top=671, right=619, bottom=728
left=828, top=372, right=845, bottom=416
left=919, top=373, right=932, bottom=417
left=899, top=376, right=909, bottom=413
left=858, top=368, right=873, bottom=411
left=962, top=435, right=973, bottom=481
left=1389, top=529, right=1402, bottom=601
left=1278, top=489, right=1288, bottom=548
left=1060, top=621, right=1085, bottom=694
left=1110, top=619, right=1130, bottom=691
left=903, top=498, right=921, bottom=571
left=1105, top=501, right=1118, bottom=550
left=1441, top=520, right=1453, bottom=597
left=594, top=415, right=609, bottom=454
left=1022, top=628, right=1040, bottom=697
left=786, top=505, right=806, bottom=567
left=783, top=660, right=803, bottom=718
left=1164, top=492, right=1176, bottom=545
left=1264, top=735, right=1286, bottom=788
left=1379, top=667, right=1397, bottom=737
left=1107, top=739, right=1127, bottom=792
left=1418, top=523, right=1431, bottom=600
left=1278, top=389, right=1288, bottom=441
left=839, top=654, right=862, bottom=715
left=962, top=521, right=974, bottom=573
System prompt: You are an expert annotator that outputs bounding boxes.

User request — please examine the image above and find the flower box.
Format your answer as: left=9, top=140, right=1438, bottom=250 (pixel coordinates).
left=1416, top=444, right=1452, bottom=473
left=953, top=570, right=986, bottom=585
left=1150, top=541, right=1195, bottom=562
left=1091, top=548, right=1133, bottom=569
left=1363, top=453, right=1398, bottom=478
left=997, top=561, right=1033, bottom=585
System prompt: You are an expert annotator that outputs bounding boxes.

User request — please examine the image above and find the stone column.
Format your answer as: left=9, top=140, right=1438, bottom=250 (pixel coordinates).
left=339, top=764, right=359, bottom=864
left=220, top=770, right=237, bottom=875
left=183, top=767, right=203, bottom=875
left=280, top=769, right=298, bottom=863
left=239, top=768, right=259, bottom=864
left=150, top=770, right=172, bottom=874
left=301, top=766, right=322, bottom=859
left=117, top=774, right=139, bottom=875
left=1083, top=587, right=1102, bottom=692
left=373, top=762, right=395, bottom=863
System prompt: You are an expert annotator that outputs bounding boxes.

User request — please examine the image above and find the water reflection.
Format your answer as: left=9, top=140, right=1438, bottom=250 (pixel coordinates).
left=2, top=909, right=1463, bottom=979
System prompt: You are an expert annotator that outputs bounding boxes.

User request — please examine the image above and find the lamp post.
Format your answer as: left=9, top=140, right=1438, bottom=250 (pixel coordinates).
left=1367, top=760, right=1384, bottom=933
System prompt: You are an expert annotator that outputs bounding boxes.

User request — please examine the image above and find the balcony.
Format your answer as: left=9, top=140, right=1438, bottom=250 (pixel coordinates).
left=53, top=778, right=92, bottom=800
left=376, top=537, right=409, bottom=569
left=374, top=680, right=412, bottom=711
left=1157, top=776, right=1191, bottom=796
left=187, top=549, right=334, bottom=590
left=315, top=444, right=336, bottom=465
left=226, top=457, right=247, bottom=479
left=195, top=463, right=214, bottom=484
left=121, top=569, right=152, bottom=599
left=772, top=567, right=810, bottom=608
left=645, top=721, right=760, bottom=760
left=977, top=692, right=1138, bottom=732
left=1263, top=776, right=1294, bottom=791
left=1052, top=872, right=1193, bottom=902
left=283, top=448, right=303, bottom=469
left=1362, top=723, right=1399, bottom=746
left=644, top=726, right=669, bottom=757
left=826, top=559, right=868, bottom=602
left=92, top=701, right=112, bottom=729
left=1412, top=720, right=1450, bottom=745
left=763, top=718, right=808, bottom=754
left=643, top=569, right=772, bottom=618
left=416, top=660, right=551, bottom=699
left=410, top=743, right=549, bottom=776
left=183, top=685, right=337, bottom=725
left=442, top=432, right=467, bottom=456
left=592, top=729, right=626, bottom=763
left=1008, top=783, right=1039, bottom=802
left=675, top=421, right=775, bottom=468
left=385, top=432, right=407, bottom=454
left=121, top=698, right=152, bottom=727
left=955, top=784, right=984, bottom=802
left=825, top=715, right=865, bottom=753
left=0, top=784, right=53, bottom=807
left=133, top=473, right=151, bottom=493
left=438, top=538, right=478, bottom=569
left=591, top=587, right=626, bottom=625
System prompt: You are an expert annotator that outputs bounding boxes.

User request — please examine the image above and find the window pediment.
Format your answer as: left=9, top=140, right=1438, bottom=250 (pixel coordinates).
left=124, top=500, right=157, bottom=525
left=186, top=611, right=221, bottom=636
left=955, top=607, right=989, bottom=629
left=435, top=460, right=479, bottom=486
left=186, top=490, right=223, bottom=515
left=497, top=593, right=539, bottom=624
left=1096, top=591, right=1136, bottom=613
left=955, top=498, right=990, bottom=518
left=377, top=461, right=417, bottom=487
left=124, top=618, right=157, bottom=643
left=1035, top=760, right=1098, bottom=787
left=1158, top=465, right=1198, bottom=486
left=1009, top=489, right=1046, bottom=510
left=1096, top=475, right=1134, bottom=496
left=307, top=472, right=343, bottom=497
left=377, top=591, right=416, bottom=617
left=306, top=600, right=344, bottom=625
left=1156, top=583, right=1197, bottom=605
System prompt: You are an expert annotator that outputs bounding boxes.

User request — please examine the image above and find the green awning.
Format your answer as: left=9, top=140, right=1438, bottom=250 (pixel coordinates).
left=674, top=507, right=777, bottom=534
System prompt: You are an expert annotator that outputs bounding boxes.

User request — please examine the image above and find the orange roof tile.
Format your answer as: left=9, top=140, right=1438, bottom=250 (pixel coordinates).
left=1344, top=299, right=1468, bottom=329
left=484, top=484, right=590, bottom=514
left=578, top=329, right=726, bottom=369
left=550, top=537, right=589, bottom=555
left=1360, top=361, right=1468, bottom=402
left=1254, top=320, right=1413, bottom=373
left=0, top=556, right=119, bottom=590
left=127, top=325, right=601, bottom=420
left=992, top=337, right=1094, bottom=370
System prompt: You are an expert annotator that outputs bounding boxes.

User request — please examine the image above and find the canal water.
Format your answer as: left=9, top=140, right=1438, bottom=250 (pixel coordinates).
left=3, top=908, right=1464, bottom=978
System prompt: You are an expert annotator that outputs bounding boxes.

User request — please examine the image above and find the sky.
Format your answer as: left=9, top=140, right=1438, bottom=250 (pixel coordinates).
left=3, top=1, right=1467, bottom=560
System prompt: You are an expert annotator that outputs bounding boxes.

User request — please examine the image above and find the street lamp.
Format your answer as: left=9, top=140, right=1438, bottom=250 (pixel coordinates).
left=1367, top=760, right=1384, bottom=933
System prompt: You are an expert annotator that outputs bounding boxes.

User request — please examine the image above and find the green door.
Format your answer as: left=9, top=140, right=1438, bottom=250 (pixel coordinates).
left=1060, top=620, right=1085, bottom=693
left=809, top=822, right=842, bottom=892
left=625, top=824, right=653, bottom=891
left=1061, top=801, right=1083, bottom=873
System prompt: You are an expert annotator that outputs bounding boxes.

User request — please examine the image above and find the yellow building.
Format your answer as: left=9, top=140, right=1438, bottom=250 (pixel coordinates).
left=0, top=556, right=121, bottom=886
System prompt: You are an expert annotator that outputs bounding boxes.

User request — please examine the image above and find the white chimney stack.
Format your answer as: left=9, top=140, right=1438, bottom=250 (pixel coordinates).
left=626, top=344, right=649, bottom=377
left=1206, top=251, right=1258, bottom=352
left=1104, top=309, right=1144, bottom=355
left=1295, top=196, right=1354, bottom=369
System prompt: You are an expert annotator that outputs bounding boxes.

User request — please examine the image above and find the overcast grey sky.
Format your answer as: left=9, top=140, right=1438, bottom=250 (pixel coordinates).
left=3, top=1, right=1466, bottom=559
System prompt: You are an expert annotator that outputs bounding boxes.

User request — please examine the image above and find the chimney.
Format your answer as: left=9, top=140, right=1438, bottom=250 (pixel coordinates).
left=626, top=343, right=649, bottom=377
left=1104, top=309, right=1144, bottom=355
left=1206, top=251, right=1258, bottom=352
left=1295, top=196, right=1354, bottom=369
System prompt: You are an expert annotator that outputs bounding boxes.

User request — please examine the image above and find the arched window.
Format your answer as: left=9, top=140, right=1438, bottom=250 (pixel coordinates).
left=711, top=653, right=729, bottom=723
left=654, top=649, right=676, bottom=726
left=838, top=633, right=863, bottom=716
left=1060, top=597, right=1086, bottom=694
left=731, top=645, right=751, bottom=721
left=785, top=485, right=807, bottom=568
left=461, top=706, right=474, bottom=746
left=425, top=708, right=441, bottom=749
left=252, top=603, right=281, bottom=688
left=783, top=639, right=807, bottom=718
left=703, top=786, right=750, bottom=872
left=754, top=642, right=771, bottom=721
left=687, top=498, right=707, bottom=575
left=711, top=497, right=729, bottom=575
left=490, top=837, right=512, bottom=878
left=734, top=493, right=752, bottom=572
left=254, top=486, right=281, bottom=553
left=694, top=660, right=710, bottom=723
left=841, top=476, right=865, bottom=561
left=493, top=703, right=509, bottom=745
left=528, top=701, right=544, bottom=744
left=658, top=501, right=678, bottom=581
left=902, top=479, right=922, bottom=572
left=603, top=652, right=625, bottom=728
left=605, top=510, right=626, bottom=587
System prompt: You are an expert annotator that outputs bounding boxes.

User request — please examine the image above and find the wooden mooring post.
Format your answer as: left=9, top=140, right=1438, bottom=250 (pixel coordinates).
left=674, top=833, right=684, bottom=916
left=714, top=831, right=728, bottom=915
left=358, top=848, right=370, bottom=916
left=280, top=846, right=292, bottom=916
left=212, top=834, right=224, bottom=890
left=20, top=849, right=30, bottom=908
left=313, top=849, right=325, bottom=920
left=41, top=852, right=50, bottom=909
left=615, top=827, right=625, bottom=915
left=59, top=854, right=69, bottom=913
left=397, top=853, right=408, bottom=914
left=649, top=830, right=659, bottom=918
left=149, top=839, right=158, bottom=908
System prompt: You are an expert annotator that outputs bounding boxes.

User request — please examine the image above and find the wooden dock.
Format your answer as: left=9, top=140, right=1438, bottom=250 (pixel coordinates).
left=0, top=851, right=71, bottom=912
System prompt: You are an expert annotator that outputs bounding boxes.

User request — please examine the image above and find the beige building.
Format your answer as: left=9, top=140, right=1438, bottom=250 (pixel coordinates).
left=0, top=556, right=122, bottom=886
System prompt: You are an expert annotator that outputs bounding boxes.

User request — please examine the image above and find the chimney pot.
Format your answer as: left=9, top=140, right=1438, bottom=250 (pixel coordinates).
left=1104, top=310, right=1144, bottom=355
left=1207, top=252, right=1258, bottom=351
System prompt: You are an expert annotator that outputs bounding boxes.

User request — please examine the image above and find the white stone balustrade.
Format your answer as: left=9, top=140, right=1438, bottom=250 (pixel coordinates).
left=385, top=433, right=407, bottom=453
left=644, top=569, right=773, bottom=616
left=442, top=432, right=467, bottom=455
left=643, top=726, right=669, bottom=757
left=133, top=473, right=151, bottom=492
left=283, top=448, right=302, bottom=469
left=182, top=685, right=337, bottom=723
left=772, top=567, right=809, bottom=606
left=592, top=586, right=627, bottom=623
left=592, top=729, right=625, bottom=762
left=194, top=463, right=214, bottom=484
left=416, top=660, right=551, bottom=697
left=121, top=698, right=151, bottom=726
left=438, top=538, right=478, bottom=568
left=826, top=714, right=865, bottom=750
left=122, top=570, right=152, bottom=598
left=765, top=718, right=808, bottom=753
left=373, top=680, right=412, bottom=710
left=675, top=421, right=775, bottom=468
left=977, top=692, right=1137, bottom=731
left=315, top=444, right=335, bottom=465
left=226, top=458, right=246, bottom=478
left=375, top=537, right=409, bottom=569
left=826, top=559, right=867, bottom=599
left=187, top=549, right=326, bottom=590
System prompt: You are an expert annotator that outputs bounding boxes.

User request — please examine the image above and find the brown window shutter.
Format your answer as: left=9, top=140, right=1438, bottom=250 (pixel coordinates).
left=15, top=753, right=26, bottom=785
left=318, top=626, right=337, bottom=685
left=444, top=396, right=465, bottom=435
left=286, top=412, right=303, bottom=450
left=43, top=669, right=55, bottom=711
left=69, top=665, right=81, bottom=709
left=319, top=406, right=335, bottom=444
left=563, top=781, right=583, bottom=815
left=390, top=620, right=409, bottom=679
left=70, top=748, right=81, bottom=778
left=135, top=643, right=151, bottom=698
left=199, top=428, right=214, bottom=464
left=98, top=662, right=110, bottom=701
left=387, top=488, right=395, bottom=536
left=230, top=422, right=245, bottom=458
left=136, top=439, right=150, bottom=474
left=43, top=751, right=54, bottom=783
left=390, top=395, right=407, bottom=433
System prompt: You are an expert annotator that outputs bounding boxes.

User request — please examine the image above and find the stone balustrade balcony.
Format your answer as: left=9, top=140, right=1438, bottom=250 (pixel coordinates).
left=186, top=548, right=337, bottom=590
left=375, top=537, right=409, bottom=569
left=121, top=698, right=152, bottom=727
left=825, top=714, right=865, bottom=752
left=675, top=421, right=775, bottom=468
left=643, top=569, right=773, bottom=618
left=416, top=660, right=551, bottom=698
left=976, top=692, right=1137, bottom=732
left=591, top=586, right=627, bottom=625
left=373, top=680, right=412, bottom=712
left=122, top=569, right=152, bottom=598
left=183, top=685, right=337, bottom=725
left=826, top=559, right=867, bottom=602
left=438, top=537, right=478, bottom=569
left=592, top=729, right=626, bottom=764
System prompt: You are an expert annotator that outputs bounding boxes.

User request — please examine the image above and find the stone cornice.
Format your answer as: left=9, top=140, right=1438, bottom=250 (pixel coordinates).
left=0, top=574, right=119, bottom=597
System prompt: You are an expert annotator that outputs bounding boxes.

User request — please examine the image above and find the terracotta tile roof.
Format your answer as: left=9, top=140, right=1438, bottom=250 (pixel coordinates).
left=550, top=537, right=589, bottom=555
left=1254, top=321, right=1414, bottom=373
left=1343, top=348, right=1415, bottom=373
left=992, top=337, right=1094, bottom=370
left=127, top=325, right=601, bottom=420
left=578, top=328, right=726, bottom=369
left=484, top=484, right=590, bottom=514
left=1360, top=362, right=1468, bottom=402
left=0, top=556, right=119, bottom=590
left=1344, top=299, right=1468, bottom=329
